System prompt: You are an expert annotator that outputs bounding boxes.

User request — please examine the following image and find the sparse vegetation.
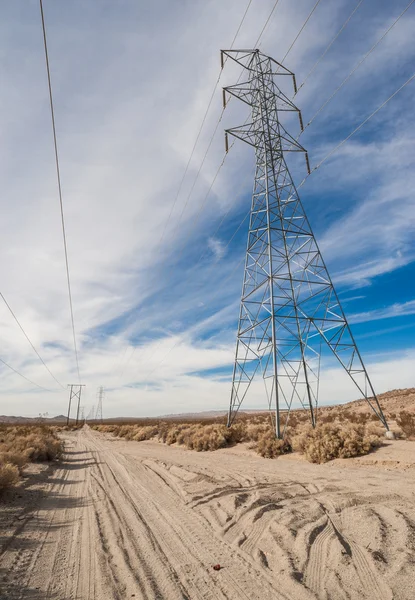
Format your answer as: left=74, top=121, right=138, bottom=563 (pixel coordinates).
left=291, top=423, right=382, bottom=463
left=396, top=411, right=415, bottom=439
left=0, top=463, right=19, bottom=490
left=92, top=407, right=385, bottom=463
left=0, top=424, right=63, bottom=492
left=257, top=432, right=292, bottom=458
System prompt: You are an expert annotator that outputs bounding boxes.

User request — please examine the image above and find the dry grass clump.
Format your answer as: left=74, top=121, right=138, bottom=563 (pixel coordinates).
left=0, top=424, right=63, bottom=492
left=159, top=423, right=243, bottom=452
left=0, top=463, right=19, bottom=490
left=0, top=425, right=63, bottom=462
left=292, top=423, right=382, bottom=463
left=133, top=425, right=159, bottom=441
left=257, top=431, right=292, bottom=458
left=396, top=412, right=415, bottom=439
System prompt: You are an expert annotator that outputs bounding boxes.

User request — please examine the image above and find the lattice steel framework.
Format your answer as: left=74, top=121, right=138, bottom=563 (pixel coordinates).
left=67, top=384, right=85, bottom=425
left=96, top=386, right=104, bottom=423
left=222, top=49, right=388, bottom=438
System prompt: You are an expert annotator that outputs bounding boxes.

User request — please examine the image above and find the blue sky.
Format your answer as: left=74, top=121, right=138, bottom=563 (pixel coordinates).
left=0, top=0, right=414, bottom=417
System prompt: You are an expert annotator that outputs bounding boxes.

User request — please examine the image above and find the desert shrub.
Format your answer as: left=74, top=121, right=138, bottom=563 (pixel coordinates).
left=396, top=412, right=415, bottom=439
left=293, top=423, right=382, bottom=463
left=0, top=426, right=63, bottom=463
left=133, top=426, right=158, bottom=441
left=0, top=451, right=28, bottom=473
left=245, top=423, right=270, bottom=442
left=227, top=421, right=247, bottom=444
left=116, top=425, right=137, bottom=440
left=365, top=422, right=385, bottom=438
left=0, top=463, right=19, bottom=491
left=0, top=424, right=63, bottom=491
left=256, top=431, right=292, bottom=458
left=16, top=432, right=63, bottom=461
left=185, top=424, right=232, bottom=451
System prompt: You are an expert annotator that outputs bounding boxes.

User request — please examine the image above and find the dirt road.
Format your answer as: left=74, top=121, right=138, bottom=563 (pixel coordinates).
left=1, top=427, right=414, bottom=599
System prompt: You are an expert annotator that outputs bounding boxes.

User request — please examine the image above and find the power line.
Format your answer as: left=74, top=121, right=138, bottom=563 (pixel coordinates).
left=166, top=0, right=284, bottom=239
left=116, top=4, right=320, bottom=386
left=113, top=158, right=253, bottom=386
left=113, top=1, right=304, bottom=388
left=296, top=0, right=365, bottom=93
left=112, top=4, right=284, bottom=384
left=108, top=2, right=255, bottom=384
left=280, top=0, right=323, bottom=65
left=305, top=69, right=415, bottom=178
left=253, top=0, right=281, bottom=48
left=39, top=0, right=81, bottom=383
left=303, top=0, right=415, bottom=130
left=0, top=355, right=53, bottom=392
left=229, top=0, right=253, bottom=48
left=0, top=292, right=65, bottom=389
left=228, top=68, right=415, bottom=248
left=157, top=0, right=253, bottom=248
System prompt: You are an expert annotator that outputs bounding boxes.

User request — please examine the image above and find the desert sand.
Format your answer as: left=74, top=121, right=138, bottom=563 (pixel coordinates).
left=0, top=426, right=414, bottom=599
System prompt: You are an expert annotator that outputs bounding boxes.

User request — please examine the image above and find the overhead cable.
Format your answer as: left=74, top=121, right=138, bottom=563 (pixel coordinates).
left=112, top=1, right=254, bottom=382
left=296, top=0, right=365, bottom=93
left=39, top=0, right=81, bottom=383
left=279, top=0, right=323, bottom=66
left=0, top=355, right=53, bottom=392
left=0, top=292, right=65, bottom=389
left=303, top=69, right=415, bottom=179
left=253, top=0, right=281, bottom=48
left=303, top=0, right=415, bottom=131
left=157, top=0, right=253, bottom=248
left=228, top=68, right=415, bottom=249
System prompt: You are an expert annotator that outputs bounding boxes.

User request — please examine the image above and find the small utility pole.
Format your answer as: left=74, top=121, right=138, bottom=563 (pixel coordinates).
left=67, top=384, right=85, bottom=425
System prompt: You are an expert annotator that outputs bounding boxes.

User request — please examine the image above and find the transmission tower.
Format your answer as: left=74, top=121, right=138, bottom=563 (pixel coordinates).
left=96, top=386, right=104, bottom=423
left=67, top=384, right=85, bottom=425
left=222, top=49, right=388, bottom=438
left=86, top=405, right=95, bottom=421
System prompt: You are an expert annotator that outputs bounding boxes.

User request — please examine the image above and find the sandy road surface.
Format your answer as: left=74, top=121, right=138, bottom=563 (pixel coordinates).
left=1, top=427, right=415, bottom=599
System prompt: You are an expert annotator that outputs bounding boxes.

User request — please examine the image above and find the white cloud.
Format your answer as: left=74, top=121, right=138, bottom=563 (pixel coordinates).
left=350, top=299, right=415, bottom=324
left=207, top=237, right=226, bottom=261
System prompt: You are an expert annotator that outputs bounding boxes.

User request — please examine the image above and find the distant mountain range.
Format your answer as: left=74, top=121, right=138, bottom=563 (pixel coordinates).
left=0, top=414, right=69, bottom=424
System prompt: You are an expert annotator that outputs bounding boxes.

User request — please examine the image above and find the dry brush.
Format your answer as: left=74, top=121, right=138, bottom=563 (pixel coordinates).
left=0, top=424, right=63, bottom=492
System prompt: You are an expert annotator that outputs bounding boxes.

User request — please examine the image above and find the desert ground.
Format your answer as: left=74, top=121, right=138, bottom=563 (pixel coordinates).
left=0, top=424, right=414, bottom=600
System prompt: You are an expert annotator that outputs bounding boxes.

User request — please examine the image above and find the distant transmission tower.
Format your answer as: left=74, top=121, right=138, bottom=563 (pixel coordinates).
left=222, top=49, right=388, bottom=438
left=96, top=386, right=104, bottom=423
left=86, top=405, right=95, bottom=421
left=67, top=384, right=85, bottom=425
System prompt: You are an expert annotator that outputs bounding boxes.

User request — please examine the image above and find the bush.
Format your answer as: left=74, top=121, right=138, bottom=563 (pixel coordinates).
left=293, top=423, right=382, bottom=463
left=257, top=432, right=292, bottom=458
left=0, top=463, right=19, bottom=491
left=0, top=424, right=63, bottom=492
left=133, top=426, right=158, bottom=441
left=0, top=451, right=28, bottom=473
left=396, top=412, right=415, bottom=439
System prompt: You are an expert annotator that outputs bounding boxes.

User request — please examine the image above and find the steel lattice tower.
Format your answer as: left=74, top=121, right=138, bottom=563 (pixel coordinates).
left=222, top=49, right=388, bottom=438
left=96, top=386, right=104, bottom=423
